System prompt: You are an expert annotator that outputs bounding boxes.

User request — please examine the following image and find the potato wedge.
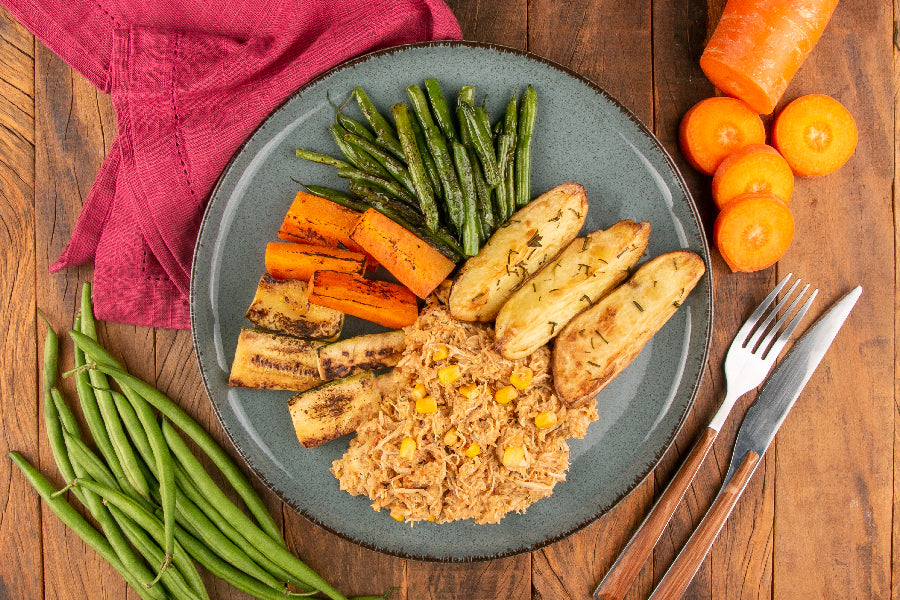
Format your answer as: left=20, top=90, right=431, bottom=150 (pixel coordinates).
left=288, top=372, right=380, bottom=448
left=552, top=251, right=705, bottom=406
left=245, top=274, right=343, bottom=339
left=317, top=331, right=406, bottom=381
left=449, top=182, right=588, bottom=322
left=495, top=220, right=651, bottom=359
left=228, top=328, right=324, bottom=391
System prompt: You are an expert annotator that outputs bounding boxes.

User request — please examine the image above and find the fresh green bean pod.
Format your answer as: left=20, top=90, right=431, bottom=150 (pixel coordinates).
left=458, top=102, right=502, bottom=187
left=451, top=141, right=481, bottom=257
left=406, top=85, right=464, bottom=228
left=51, top=389, right=81, bottom=439
left=110, top=391, right=155, bottom=469
left=353, top=87, right=405, bottom=160
left=336, top=165, right=418, bottom=206
left=330, top=125, right=394, bottom=180
left=467, top=146, right=495, bottom=234
left=38, top=316, right=77, bottom=488
left=302, top=185, right=370, bottom=212
left=9, top=452, right=161, bottom=600
left=342, top=132, right=417, bottom=195
left=409, top=115, right=443, bottom=201
left=493, top=132, right=514, bottom=223
left=515, top=85, right=537, bottom=207
left=68, top=332, right=286, bottom=548
left=424, top=79, right=456, bottom=141
left=391, top=103, right=440, bottom=231
left=294, top=148, right=350, bottom=169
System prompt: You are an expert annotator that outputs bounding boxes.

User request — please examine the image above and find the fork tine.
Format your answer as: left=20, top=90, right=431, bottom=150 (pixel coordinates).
left=734, top=273, right=793, bottom=345
left=753, top=282, right=809, bottom=353
left=761, top=288, right=818, bottom=360
left=745, top=277, right=802, bottom=351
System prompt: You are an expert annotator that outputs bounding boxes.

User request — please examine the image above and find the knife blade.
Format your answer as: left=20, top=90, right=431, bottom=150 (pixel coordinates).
left=649, top=285, right=862, bottom=600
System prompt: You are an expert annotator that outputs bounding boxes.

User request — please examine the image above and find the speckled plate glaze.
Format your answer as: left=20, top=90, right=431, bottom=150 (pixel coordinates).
left=190, top=41, right=713, bottom=562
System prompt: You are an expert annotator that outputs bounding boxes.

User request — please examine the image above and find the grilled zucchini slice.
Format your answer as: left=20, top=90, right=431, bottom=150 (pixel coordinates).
left=494, top=220, right=651, bottom=359
left=245, top=274, right=343, bottom=339
left=317, top=331, right=406, bottom=381
left=288, top=371, right=381, bottom=448
left=228, top=328, right=324, bottom=391
left=552, top=251, right=705, bottom=407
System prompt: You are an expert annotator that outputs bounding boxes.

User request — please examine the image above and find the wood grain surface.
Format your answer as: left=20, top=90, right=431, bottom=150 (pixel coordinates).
left=0, top=1, right=894, bottom=599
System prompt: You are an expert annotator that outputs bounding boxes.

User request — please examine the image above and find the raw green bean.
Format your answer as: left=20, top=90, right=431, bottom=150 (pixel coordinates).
left=161, top=421, right=347, bottom=600
left=38, top=315, right=76, bottom=488
left=342, top=132, right=417, bottom=195
left=330, top=124, right=393, bottom=180
left=451, top=141, right=480, bottom=257
left=63, top=432, right=126, bottom=493
left=294, top=148, right=350, bottom=169
left=68, top=332, right=286, bottom=548
left=494, top=132, right=514, bottom=223
left=336, top=165, right=418, bottom=206
left=458, top=102, right=502, bottom=187
left=110, top=390, right=155, bottom=469
left=407, top=84, right=464, bottom=229
left=302, top=185, right=370, bottom=212
left=409, top=114, right=443, bottom=201
left=51, top=388, right=80, bottom=438
left=354, top=87, right=405, bottom=160
left=9, top=452, right=160, bottom=600
left=515, top=85, right=537, bottom=208
left=468, top=146, right=495, bottom=234
left=424, top=79, right=456, bottom=141
left=391, top=103, right=440, bottom=231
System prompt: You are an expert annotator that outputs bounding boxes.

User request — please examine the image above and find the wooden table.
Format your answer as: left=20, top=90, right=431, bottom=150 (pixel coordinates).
left=1, top=1, right=893, bottom=598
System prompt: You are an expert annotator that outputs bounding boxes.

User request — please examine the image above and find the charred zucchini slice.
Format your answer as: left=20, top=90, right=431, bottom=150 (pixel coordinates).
left=317, top=331, right=406, bottom=381
left=228, top=328, right=324, bottom=391
left=245, top=274, right=343, bottom=339
left=288, top=371, right=381, bottom=448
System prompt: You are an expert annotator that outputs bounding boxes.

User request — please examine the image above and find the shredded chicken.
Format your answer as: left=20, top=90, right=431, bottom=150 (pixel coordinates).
left=331, top=302, right=597, bottom=524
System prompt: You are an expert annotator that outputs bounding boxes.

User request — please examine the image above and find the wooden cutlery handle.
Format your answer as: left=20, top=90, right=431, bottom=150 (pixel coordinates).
left=649, top=450, right=761, bottom=600
left=594, top=427, right=718, bottom=600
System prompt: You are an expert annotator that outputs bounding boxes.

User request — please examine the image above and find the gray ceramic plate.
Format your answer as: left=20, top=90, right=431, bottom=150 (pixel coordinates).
left=191, top=41, right=713, bottom=562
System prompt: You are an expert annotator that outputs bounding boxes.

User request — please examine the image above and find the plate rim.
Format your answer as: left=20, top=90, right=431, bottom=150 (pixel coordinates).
left=190, top=39, right=714, bottom=563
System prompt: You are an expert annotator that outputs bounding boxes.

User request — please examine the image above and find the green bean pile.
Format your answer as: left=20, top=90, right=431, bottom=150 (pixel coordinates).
left=11, top=283, right=393, bottom=600
left=297, top=81, right=538, bottom=259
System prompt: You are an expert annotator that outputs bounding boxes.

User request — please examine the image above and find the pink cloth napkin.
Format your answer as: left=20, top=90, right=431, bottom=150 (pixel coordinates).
left=5, top=0, right=461, bottom=329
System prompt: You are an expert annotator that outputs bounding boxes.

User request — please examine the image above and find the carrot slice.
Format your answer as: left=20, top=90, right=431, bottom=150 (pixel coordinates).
left=700, top=0, right=839, bottom=114
left=350, top=209, right=456, bottom=299
left=679, top=97, right=766, bottom=175
left=772, top=94, right=857, bottom=177
left=265, top=242, right=365, bottom=282
left=712, top=144, right=794, bottom=209
left=714, top=192, right=794, bottom=273
left=308, top=270, right=419, bottom=329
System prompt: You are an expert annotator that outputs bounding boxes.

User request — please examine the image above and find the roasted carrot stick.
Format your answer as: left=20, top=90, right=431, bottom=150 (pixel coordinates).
left=679, top=97, right=765, bottom=175
left=713, top=192, right=794, bottom=273
left=308, top=271, right=419, bottom=329
left=265, top=242, right=365, bottom=282
left=712, top=144, right=794, bottom=209
left=772, top=94, right=857, bottom=177
left=700, top=0, right=839, bottom=114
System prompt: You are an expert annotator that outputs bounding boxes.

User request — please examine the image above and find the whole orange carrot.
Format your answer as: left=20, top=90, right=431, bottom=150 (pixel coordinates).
left=700, top=0, right=839, bottom=114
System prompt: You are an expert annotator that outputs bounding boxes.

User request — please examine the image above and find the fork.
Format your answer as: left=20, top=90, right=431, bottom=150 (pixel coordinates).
left=593, top=273, right=816, bottom=600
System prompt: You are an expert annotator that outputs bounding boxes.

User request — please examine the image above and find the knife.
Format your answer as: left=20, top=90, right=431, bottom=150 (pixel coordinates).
left=648, top=285, right=862, bottom=600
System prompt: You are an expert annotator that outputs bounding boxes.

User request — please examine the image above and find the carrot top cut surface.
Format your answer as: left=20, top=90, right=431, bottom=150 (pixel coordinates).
left=265, top=242, right=366, bottom=282
left=679, top=97, right=766, bottom=175
left=308, top=270, right=419, bottom=329
left=772, top=94, right=857, bottom=177
left=714, top=192, right=794, bottom=273
left=712, top=144, right=794, bottom=209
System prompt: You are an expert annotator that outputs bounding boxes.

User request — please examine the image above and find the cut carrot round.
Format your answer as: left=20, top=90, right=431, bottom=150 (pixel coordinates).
left=772, top=94, right=857, bottom=177
left=712, top=144, right=794, bottom=209
left=679, top=97, right=766, bottom=175
left=714, top=192, right=794, bottom=273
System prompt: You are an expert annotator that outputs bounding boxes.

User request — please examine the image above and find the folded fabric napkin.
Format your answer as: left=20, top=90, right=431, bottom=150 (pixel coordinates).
left=5, top=0, right=461, bottom=328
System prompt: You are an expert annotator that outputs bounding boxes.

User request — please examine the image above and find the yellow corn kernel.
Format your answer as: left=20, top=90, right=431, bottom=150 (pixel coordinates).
left=415, top=396, right=437, bottom=414
left=431, top=345, right=449, bottom=361
left=410, top=383, right=427, bottom=401
left=438, top=364, right=462, bottom=386
left=390, top=512, right=404, bottom=522
left=464, top=442, right=481, bottom=458
left=428, top=516, right=436, bottom=522
left=502, top=446, right=525, bottom=468
left=399, top=437, right=416, bottom=460
left=458, top=382, right=478, bottom=398
left=494, top=385, right=518, bottom=405
left=443, top=428, right=458, bottom=445
left=534, top=411, right=558, bottom=429
left=510, top=366, right=534, bottom=390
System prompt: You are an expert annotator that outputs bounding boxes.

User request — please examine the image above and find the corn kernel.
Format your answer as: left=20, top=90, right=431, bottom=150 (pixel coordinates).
left=534, top=411, right=558, bottom=429
left=415, top=396, right=437, bottom=414
left=458, top=382, right=478, bottom=398
left=510, top=366, right=534, bottom=390
left=428, top=516, right=436, bottom=522
left=399, top=437, right=416, bottom=460
left=443, top=428, right=458, bottom=445
left=464, top=442, right=481, bottom=458
left=410, top=382, right=427, bottom=401
left=438, top=364, right=462, bottom=386
left=390, top=511, right=404, bottom=522
left=431, top=345, right=449, bottom=361
left=494, top=385, right=518, bottom=405
left=502, top=446, right=525, bottom=468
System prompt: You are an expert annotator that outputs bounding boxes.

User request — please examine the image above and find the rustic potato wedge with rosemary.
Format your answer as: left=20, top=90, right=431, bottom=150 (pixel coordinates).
left=552, top=250, right=705, bottom=407
left=494, top=220, right=651, bottom=359
left=449, top=182, right=588, bottom=322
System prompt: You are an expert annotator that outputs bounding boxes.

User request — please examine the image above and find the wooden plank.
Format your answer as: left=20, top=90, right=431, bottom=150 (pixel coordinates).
left=894, top=0, right=900, bottom=595
left=770, top=0, right=893, bottom=597
left=0, top=7, right=42, bottom=600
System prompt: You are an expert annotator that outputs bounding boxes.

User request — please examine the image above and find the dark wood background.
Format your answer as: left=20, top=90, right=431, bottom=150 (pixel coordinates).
left=0, top=0, right=894, bottom=598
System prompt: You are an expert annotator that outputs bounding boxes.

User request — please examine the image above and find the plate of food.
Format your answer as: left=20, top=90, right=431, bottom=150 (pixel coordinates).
left=190, top=40, right=713, bottom=562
